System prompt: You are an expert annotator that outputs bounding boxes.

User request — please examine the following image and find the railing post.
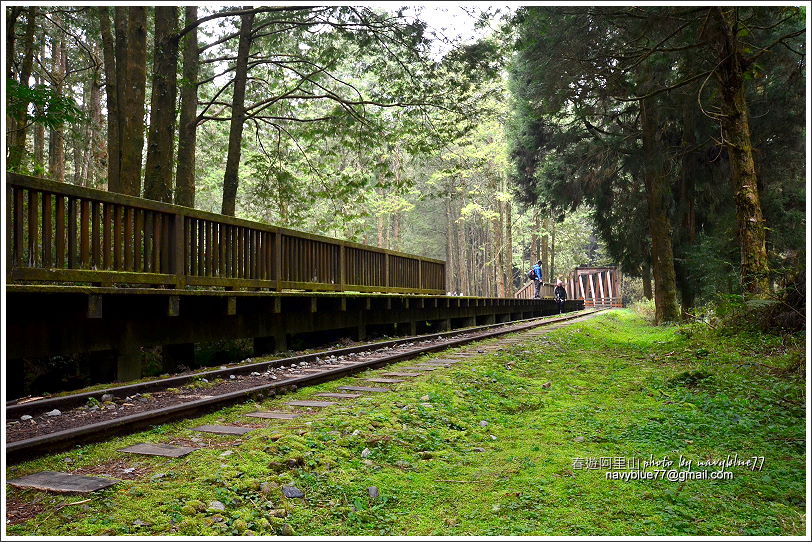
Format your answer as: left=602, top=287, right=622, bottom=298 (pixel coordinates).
left=6, top=185, right=14, bottom=282
left=274, top=231, right=282, bottom=291
left=172, top=211, right=186, bottom=288
left=384, top=253, right=390, bottom=289
left=339, top=243, right=346, bottom=291
left=418, top=258, right=423, bottom=293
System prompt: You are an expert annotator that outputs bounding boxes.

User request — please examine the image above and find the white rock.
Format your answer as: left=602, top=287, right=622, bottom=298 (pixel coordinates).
left=46, top=409, right=61, bottom=417
left=20, top=415, right=32, bottom=421
left=229, top=375, right=236, bottom=380
left=479, top=421, right=489, bottom=427
left=361, top=447, right=371, bottom=458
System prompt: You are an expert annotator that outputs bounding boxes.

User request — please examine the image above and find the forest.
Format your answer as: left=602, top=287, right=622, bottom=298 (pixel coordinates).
left=5, top=4, right=806, bottom=318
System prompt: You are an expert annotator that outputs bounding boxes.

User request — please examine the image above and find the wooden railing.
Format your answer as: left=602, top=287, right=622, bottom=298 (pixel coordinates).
left=5, top=173, right=445, bottom=294
left=514, top=280, right=555, bottom=299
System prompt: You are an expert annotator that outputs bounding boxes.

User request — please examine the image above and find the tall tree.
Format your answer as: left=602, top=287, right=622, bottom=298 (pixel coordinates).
left=48, top=23, right=65, bottom=183
left=144, top=6, right=179, bottom=202
left=221, top=10, right=255, bottom=216
left=97, top=7, right=120, bottom=192
left=119, top=7, right=147, bottom=196
left=174, top=6, right=199, bottom=207
left=7, top=7, right=37, bottom=171
left=706, top=7, right=771, bottom=296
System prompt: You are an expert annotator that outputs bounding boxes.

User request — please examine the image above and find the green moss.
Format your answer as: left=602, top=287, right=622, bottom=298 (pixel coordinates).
left=6, top=310, right=804, bottom=536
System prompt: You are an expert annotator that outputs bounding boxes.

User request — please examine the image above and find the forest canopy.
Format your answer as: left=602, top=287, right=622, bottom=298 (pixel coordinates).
left=5, top=4, right=806, bottom=314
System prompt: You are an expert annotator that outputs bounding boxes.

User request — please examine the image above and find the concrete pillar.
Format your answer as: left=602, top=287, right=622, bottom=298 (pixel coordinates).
left=409, top=320, right=417, bottom=336
left=116, top=323, right=141, bottom=382
left=274, top=331, right=288, bottom=353
left=357, top=321, right=368, bottom=341
left=437, top=318, right=451, bottom=332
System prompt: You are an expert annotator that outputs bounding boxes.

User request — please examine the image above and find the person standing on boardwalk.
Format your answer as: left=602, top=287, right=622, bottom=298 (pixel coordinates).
left=554, top=279, right=567, bottom=313
left=531, top=260, right=543, bottom=299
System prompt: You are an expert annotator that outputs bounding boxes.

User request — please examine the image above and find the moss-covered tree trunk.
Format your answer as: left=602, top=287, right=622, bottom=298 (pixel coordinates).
left=119, top=7, right=147, bottom=197
left=8, top=7, right=36, bottom=171
left=640, top=96, right=680, bottom=324
left=144, top=7, right=179, bottom=203
left=710, top=7, right=770, bottom=296
left=174, top=6, right=199, bottom=208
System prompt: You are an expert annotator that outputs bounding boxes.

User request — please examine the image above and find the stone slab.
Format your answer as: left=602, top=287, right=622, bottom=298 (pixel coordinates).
left=423, top=359, right=462, bottom=364
left=119, top=442, right=197, bottom=458
left=380, top=372, right=421, bottom=377
left=365, top=378, right=405, bottom=383
left=7, top=471, right=117, bottom=493
left=338, top=386, right=391, bottom=393
left=314, top=392, right=361, bottom=399
left=285, top=400, right=335, bottom=407
left=192, top=424, right=253, bottom=435
left=244, top=411, right=301, bottom=420
left=400, top=366, right=436, bottom=371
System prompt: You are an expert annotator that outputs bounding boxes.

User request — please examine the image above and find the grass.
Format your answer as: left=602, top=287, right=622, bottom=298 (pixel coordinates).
left=5, top=310, right=806, bottom=535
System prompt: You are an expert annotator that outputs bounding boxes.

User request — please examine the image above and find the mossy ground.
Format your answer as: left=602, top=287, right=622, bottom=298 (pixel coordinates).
left=5, top=310, right=806, bottom=536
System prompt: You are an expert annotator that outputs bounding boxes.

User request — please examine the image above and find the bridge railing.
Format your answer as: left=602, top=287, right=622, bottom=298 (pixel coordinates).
left=514, top=280, right=555, bottom=299
left=6, top=173, right=445, bottom=294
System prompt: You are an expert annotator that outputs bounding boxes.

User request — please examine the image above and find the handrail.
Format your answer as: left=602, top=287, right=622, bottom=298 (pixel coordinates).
left=515, top=280, right=555, bottom=299
left=5, top=172, right=445, bottom=294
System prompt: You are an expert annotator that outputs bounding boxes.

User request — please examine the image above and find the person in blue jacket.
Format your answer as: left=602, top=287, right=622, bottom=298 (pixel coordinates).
left=532, top=260, right=543, bottom=299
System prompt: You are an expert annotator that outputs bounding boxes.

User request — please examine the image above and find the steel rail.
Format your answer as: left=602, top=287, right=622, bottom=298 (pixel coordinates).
left=6, top=308, right=607, bottom=464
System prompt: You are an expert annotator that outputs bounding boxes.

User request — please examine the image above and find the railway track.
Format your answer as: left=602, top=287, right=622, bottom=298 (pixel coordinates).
left=6, top=307, right=608, bottom=464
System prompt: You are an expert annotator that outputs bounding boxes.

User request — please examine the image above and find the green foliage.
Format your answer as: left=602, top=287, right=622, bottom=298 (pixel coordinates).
left=6, top=78, right=84, bottom=129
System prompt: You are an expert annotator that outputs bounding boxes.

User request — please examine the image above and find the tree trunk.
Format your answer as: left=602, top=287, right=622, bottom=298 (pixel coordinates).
left=641, top=261, right=653, bottom=300
left=550, top=215, right=556, bottom=280
left=640, top=95, right=680, bottom=323
left=97, top=7, right=120, bottom=192
left=88, top=56, right=103, bottom=188
left=119, top=7, right=147, bottom=197
left=144, top=6, right=179, bottom=203
left=221, top=11, right=255, bottom=216
left=503, top=196, right=513, bottom=296
left=8, top=7, right=37, bottom=171
left=677, top=90, right=698, bottom=315
left=445, top=198, right=454, bottom=293
left=48, top=32, right=65, bottom=183
left=540, top=214, right=549, bottom=281
left=175, top=6, right=199, bottom=207
left=710, top=7, right=770, bottom=296
left=73, top=79, right=87, bottom=185
left=33, top=72, right=45, bottom=171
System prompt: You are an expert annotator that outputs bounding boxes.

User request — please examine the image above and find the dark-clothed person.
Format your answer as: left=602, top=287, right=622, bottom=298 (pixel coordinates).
left=554, top=280, right=567, bottom=313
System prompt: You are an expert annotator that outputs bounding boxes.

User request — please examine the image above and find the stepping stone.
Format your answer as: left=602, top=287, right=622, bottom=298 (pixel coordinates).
left=338, top=386, right=391, bottom=393
left=119, top=443, right=197, bottom=458
left=245, top=411, right=300, bottom=420
left=314, top=392, right=361, bottom=399
left=8, top=471, right=117, bottom=493
left=422, top=359, right=462, bottom=365
left=282, top=485, right=304, bottom=498
left=400, top=366, right=436, bottom=371
left=365, top=378, right=405, bottom=384
left=285, top=400, right=335, bottom=407
left=380, top=372, right=421, bottom=377
left=192, top=424, right=253, bottom=435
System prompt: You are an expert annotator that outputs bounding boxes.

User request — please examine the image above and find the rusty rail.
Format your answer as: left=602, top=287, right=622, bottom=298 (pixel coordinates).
left=5, top=173, right=445, bottom=294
